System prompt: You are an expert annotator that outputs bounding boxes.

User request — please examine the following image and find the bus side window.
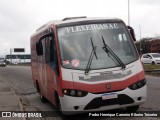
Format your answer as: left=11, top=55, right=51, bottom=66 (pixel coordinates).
left=43, top=32, right=59, bottom=76
left=50, top=36, right=59, bottom=76
left=45, top=36, right=55, bottom=63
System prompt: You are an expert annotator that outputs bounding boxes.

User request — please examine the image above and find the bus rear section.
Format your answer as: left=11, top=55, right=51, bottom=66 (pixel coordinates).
left=30, top=17, right=147, bottom=115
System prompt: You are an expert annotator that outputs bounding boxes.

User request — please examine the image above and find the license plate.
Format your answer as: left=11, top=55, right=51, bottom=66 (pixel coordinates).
left=102, top=93, right=118, bottom=100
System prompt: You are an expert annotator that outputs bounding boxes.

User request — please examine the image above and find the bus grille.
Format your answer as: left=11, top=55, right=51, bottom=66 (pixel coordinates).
left=84, top=94, right=134, bottom=110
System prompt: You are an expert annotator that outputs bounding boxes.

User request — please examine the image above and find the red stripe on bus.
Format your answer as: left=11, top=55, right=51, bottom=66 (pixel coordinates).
left=62, top=71, right=145, bottom=93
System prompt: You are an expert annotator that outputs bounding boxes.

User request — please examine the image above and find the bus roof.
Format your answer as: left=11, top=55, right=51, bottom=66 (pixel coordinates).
left=35, top=17, right=123, bottom=33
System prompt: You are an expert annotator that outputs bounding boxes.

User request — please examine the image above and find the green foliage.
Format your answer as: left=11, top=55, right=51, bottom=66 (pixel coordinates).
left=143, top=64, right=160, bottom=77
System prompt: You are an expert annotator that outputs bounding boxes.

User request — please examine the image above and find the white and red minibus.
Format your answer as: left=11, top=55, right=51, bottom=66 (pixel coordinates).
left=30, top=17, right=146, bottom=114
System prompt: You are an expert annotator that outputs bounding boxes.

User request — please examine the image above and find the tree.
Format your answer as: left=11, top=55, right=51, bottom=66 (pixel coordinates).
left=135, top=37, right=153, bottom=55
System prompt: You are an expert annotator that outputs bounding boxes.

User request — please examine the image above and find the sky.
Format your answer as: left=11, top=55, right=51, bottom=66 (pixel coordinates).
left=0, top=0, right=160, bottom=56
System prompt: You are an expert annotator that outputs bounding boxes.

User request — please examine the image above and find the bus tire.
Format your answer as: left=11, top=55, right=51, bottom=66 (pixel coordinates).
left=126, top=105, right=139, bottom=112
left=36, top=81, right=40, bottom=93
left=55, top=92, right=62, bottom=112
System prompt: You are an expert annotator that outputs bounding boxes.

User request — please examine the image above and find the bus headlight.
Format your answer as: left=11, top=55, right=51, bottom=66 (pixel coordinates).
left=70, top=90, right=76, bottom=96
left=62, top=89, right=88, bottom=97
left=137, top=81, right=142, bottom=88
left=77, top=91, right=83, bottom=96
left=129, top=79, right=146, bottom=90
left=132, top=84, right=138, bottom=90
left=63, top=89, right=68, bottom=94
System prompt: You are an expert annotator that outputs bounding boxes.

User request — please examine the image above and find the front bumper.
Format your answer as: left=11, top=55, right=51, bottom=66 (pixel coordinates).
left=59, top=85, right=147, bottom=115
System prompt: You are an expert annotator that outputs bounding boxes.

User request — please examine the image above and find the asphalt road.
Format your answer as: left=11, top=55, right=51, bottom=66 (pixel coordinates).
left=0, top=66, right=160, bottom=120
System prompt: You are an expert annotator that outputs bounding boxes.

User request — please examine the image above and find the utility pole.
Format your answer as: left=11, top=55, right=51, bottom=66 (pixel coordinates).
left=139, top=25, right=142, bottom=55
left=128, top=0, right=130, bottom=26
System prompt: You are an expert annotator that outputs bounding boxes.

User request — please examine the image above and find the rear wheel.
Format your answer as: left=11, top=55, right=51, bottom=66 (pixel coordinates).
left=36, top=81, right=47, bottom=103
left=126, top=105, right=139, bottom=112
left=40, top=91, right=47, bottom=103
left=36, top=81, right=40, bottom=93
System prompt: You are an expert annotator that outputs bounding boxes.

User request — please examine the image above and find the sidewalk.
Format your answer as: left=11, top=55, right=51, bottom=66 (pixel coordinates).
left=0, top=77, right=24, bottom=120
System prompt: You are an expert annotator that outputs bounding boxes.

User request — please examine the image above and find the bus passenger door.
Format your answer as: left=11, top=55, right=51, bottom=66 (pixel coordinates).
left=45, top=35, right=59, bottom=104
left=37, top=38, right=48, bottom=98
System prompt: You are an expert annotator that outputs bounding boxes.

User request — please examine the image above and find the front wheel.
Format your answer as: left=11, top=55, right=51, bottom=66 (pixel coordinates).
left=126, top=105, right=139, bottom=112
left=55, top=93, right=63, bottom=115
left=55, top=96, right=62, bottom=112
left=152, top=61, right=155, bottom=65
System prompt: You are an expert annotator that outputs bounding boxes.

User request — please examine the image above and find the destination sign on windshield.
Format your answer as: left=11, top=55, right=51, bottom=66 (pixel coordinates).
left=65, top=23, right=119, bottom=33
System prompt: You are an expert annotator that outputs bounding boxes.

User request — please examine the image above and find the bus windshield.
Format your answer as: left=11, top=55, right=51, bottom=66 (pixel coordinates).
left=57, top=22, right=138, bottom=70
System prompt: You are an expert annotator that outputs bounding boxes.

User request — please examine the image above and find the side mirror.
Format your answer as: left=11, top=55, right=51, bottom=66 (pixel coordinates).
left=36, top=42, right=43, bottom=56
left=127, top=26, right=136, bottom=41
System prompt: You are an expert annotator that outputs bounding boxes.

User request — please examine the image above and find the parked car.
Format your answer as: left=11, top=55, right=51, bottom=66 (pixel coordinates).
left=0, top=61, right=6, bottom=67
left=141, top=53, right=160, bottom=65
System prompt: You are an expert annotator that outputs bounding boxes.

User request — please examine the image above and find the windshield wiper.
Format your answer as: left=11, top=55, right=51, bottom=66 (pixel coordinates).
left=101, top=36, right=126, bottom=69
left=85, top=37, right=98, bottom=74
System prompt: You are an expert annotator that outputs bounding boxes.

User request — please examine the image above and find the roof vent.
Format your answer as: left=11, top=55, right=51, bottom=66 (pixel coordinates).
left=62, top=16, right=87, bottom=21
